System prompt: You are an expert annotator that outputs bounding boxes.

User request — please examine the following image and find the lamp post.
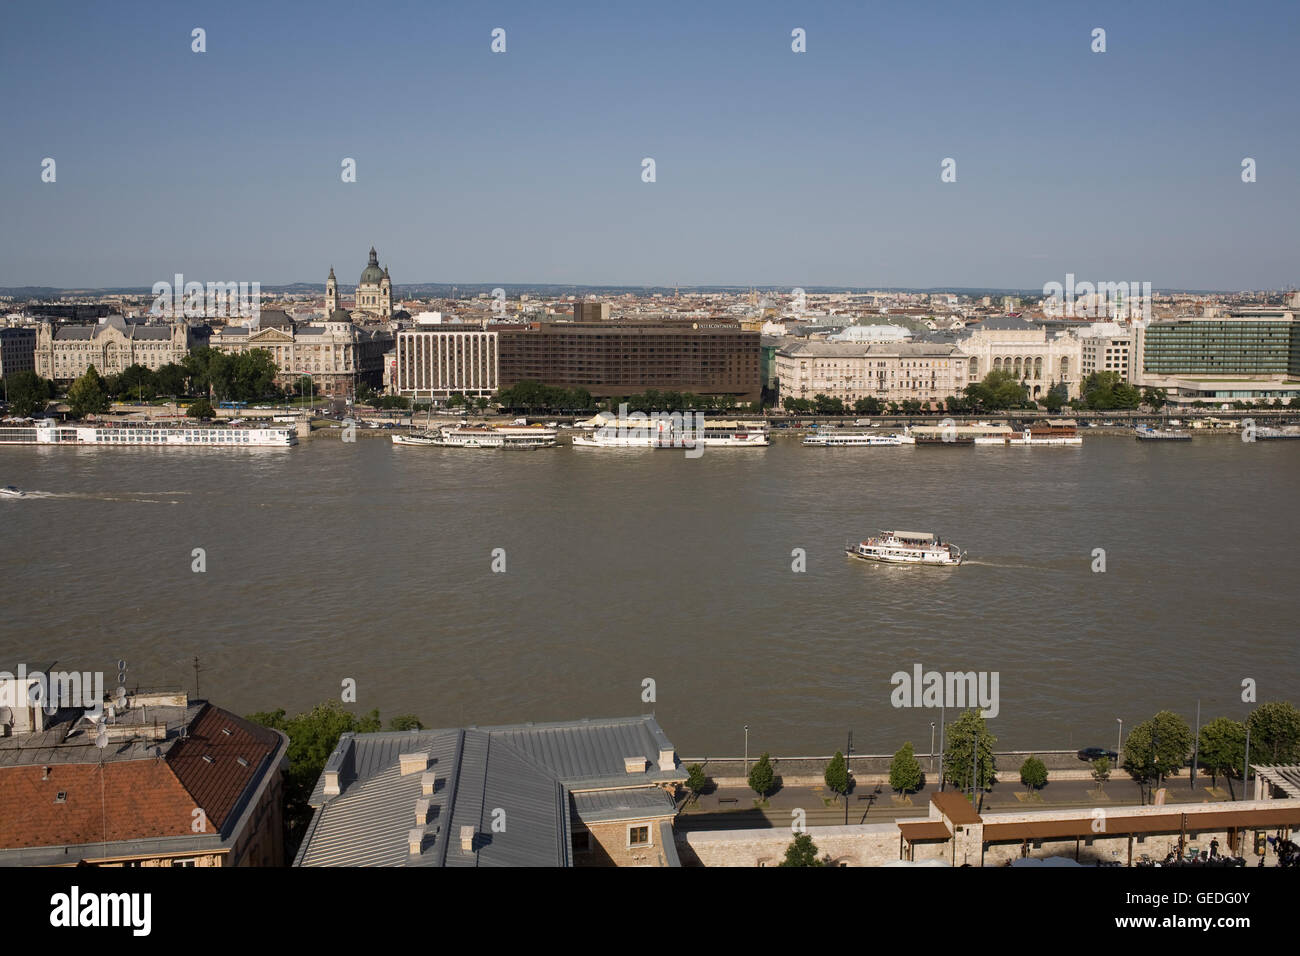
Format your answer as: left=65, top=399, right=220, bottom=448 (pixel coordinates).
left=930, top=721, right=936, bottom=771
left=845, top=731, right=852, bottom=826
left=1191, top=699, right=1201, bottom=791
left=1116, top=718, right=1123, bottom=765
left=939, top=705, right=946, bottom=792
left=744, top=724, right=749, bottom=779
left=1242, top=727, right=1251, bottom=802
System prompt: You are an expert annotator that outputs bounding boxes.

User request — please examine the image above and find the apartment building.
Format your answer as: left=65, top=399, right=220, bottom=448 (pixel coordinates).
left=0, top=327, right=36, bottom=379
left=775, top=341, right=968, bottom=405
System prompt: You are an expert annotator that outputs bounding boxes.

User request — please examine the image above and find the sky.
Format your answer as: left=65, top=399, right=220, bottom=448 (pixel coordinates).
left=1, top=0, right=1297, bottom=290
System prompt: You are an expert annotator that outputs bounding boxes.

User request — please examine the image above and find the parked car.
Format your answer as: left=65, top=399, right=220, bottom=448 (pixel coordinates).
left=1077, top=747, right=1118, bottom=762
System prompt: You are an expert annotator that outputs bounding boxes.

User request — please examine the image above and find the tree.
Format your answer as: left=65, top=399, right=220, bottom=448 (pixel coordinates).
left=154, top=362, right=189, bottom=398
left=5, top=370, right=54, bottom=418
left=943, top=710, right=997, bottom=792
left=779, top=832, right=824, bottom=867
left=1246, top=701, right=1300, bottom=764
left=187, top=397, right=215, bottom=419
left=685, top=763, right=708, bottom=802
left=1091, top=757, right=1111, bottom=793
left=388, top=714, right=423, bottom=731
left=824, top=751, right=850, bottom=801
left=246, top=701, right=387, bottom=859
left=1123, top=710, right=1192, bottom=794
left=748, top=752, right=775, bottom=799
left=964, top=370, right=1029, bottom=411
left=1197, top=717, right=1246, bottom=788
left=889, top=741, right=923, bottom=795
left=1019, top=755, right=1048, bottom=792
left=1043, top=381, right=1068, bottom=414
left=1079, top=371, right=1141, bottom=411
left=66, top=366, right=111, bottom=418
left=853, top=396, right=882, bottom=415
left=1141, top=386, right=1168, bottom=410
left=113, top=363, right=157, bottom=401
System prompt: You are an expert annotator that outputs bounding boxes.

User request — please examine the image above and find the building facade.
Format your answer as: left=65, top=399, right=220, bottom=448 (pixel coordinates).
left=1078, top=323, right=1135, bottom=382
left=210, top=309, right=392, bottom=398
left=956, top=319, right=1083, bottom=400
left=775, top=341, right=969, bottom=405
left=35, top=316, right=202, bottom=383
left=0, top=327, right=36, bottom=379
left=497, top=322, right=761, bottom=401
left=1134, top=312, right=1300, bottom=404
left=394, top=328, right=498, bottom=398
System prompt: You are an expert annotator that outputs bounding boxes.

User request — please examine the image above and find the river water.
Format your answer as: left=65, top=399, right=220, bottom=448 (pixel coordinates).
left=1, top=432, right=1294, bottom=756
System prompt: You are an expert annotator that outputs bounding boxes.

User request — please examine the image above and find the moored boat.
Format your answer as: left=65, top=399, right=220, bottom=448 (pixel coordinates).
left=1134, top=424, right=1191, bottom=441
left=845, top=530, right=964, bottom=566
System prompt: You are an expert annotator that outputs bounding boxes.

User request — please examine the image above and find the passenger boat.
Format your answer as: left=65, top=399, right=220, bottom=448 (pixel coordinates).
left=845, top=531, right=964, bottom=566
left=1254, top=427, right=1300, bottom=441
left=802, top=431, right=912, bottom=446
left=0, top=422, right=296, bottom=447
left=572, top=419, right=768, bottom=447
left=975, top=420, right=1083, bottom=445
left=396, top=424, right=558, bottom=448
left=1134, top=424, right=1191, bottom=441
left=0, top=485, right=24, bottom=498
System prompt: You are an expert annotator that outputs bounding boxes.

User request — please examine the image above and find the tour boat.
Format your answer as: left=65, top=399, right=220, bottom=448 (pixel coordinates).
left=845, top=531, right=964, bottom=566
left=395, top=424, right=558, bottom=448
left=0, top=486, right=24, bottom=498
left=1134, top=424, right=1191, bottom=441
left=0, top=422, right=296, bottom=447
left=573, top=419, right=768, bottom=448
left=802, top=431, right=912, bottom=447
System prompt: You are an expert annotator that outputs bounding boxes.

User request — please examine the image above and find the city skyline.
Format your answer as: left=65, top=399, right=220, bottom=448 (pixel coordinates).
left=2, top=1, right=1298, bottom=289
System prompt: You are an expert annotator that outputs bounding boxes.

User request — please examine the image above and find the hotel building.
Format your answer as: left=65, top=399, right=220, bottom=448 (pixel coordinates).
left=1135, top=311, right=1300, bottom=404
left=393, top=327, right=499, bottom=399
left=775, top=341, right=969, bottom=405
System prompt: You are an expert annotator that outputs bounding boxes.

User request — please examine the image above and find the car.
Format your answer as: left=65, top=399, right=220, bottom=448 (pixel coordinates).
left=1077, top=747, right=1118, bottom=762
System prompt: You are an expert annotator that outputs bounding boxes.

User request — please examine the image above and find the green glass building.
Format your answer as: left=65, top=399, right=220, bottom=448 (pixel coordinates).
left=1142, top=315, right=1300, bottom=377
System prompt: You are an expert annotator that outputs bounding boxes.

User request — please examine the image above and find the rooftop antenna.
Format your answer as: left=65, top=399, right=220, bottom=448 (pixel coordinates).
left=96, top=722, right=109, bottom=851
left=193, top=656, right=201, bottom=699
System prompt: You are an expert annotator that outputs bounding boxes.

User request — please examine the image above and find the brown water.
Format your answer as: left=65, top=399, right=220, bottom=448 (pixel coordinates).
left=1, top=433, right=1294, bottom=756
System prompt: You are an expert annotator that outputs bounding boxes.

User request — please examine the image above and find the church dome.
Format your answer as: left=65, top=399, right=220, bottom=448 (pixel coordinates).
left=359, top=247, right=384, bottom=286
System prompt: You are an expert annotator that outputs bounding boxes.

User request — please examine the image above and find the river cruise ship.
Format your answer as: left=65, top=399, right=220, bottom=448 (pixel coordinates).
left=394, top=424, right=558, bottom=448
left=846, top=531, right=964, bottom=566
left=0, top=421, right=296, bottom=447
left=802, top=431, right=912, bottom=446
left=1134, top=424, right=1191, bottom=441
left=974, top=420, right=1083, bottom=445
left=572, top=419, right=768, bottom=448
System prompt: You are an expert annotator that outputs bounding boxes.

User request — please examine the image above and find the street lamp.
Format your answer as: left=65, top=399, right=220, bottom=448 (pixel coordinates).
left=930, top=721, right=936, bottom=771
left=743, top=725, right=749, bottom=778
left=1116, top=718, right=1123, bottom=764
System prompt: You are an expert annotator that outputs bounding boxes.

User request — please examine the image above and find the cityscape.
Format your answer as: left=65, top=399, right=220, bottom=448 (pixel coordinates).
left=1, top=0, right=1297, bottom=936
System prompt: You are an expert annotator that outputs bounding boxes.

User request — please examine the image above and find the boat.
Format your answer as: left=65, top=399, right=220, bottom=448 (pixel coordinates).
left=1134, top=424, right=1191, bottom=441
left=976, top=420, right=1083, bottom=446
left=802, top=431, right=911, bottom=446
left=396, top=424, right=558, bottom=448
left=573, top=419, right=769, bottom=448
left=1254, top=426, right=1300, bottom=441
left=0, top=485, right=24, bottom=498
left=0, top=422, right=296, bottom=447
left=846, top=531, right=964, bottom=566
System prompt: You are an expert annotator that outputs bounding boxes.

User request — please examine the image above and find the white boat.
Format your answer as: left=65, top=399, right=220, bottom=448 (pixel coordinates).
left=396, top=424, right=558, bottom=448
left=573, top=419, right=769, bottom=448
left=846, top=531, right=964, bottom=566
left=0, top=485, right=24, bottom=498
left=0, top=422, right=296, bottom=447
left=803, top=431, right=911, bottom=446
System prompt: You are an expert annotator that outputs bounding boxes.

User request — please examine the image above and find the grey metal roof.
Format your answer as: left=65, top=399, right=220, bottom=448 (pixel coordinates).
left=571, top=786, right=675, bottom=824
left=298, top=716, right=678, bottom=868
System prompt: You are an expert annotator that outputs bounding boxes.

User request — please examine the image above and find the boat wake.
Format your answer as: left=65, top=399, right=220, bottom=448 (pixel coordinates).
left=961, top=558, right=1044, bottom=570
left=17, top=491, right=182, bottom=504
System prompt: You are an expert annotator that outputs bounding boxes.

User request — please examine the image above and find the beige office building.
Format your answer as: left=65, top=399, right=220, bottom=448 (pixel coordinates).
left=775, top=341, right=969, bottom=405
left=394, top=328, right=499, bottom=398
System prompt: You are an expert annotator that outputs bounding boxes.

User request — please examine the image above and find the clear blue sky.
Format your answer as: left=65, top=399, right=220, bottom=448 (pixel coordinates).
left=2, top=0, right=1296, bottom=290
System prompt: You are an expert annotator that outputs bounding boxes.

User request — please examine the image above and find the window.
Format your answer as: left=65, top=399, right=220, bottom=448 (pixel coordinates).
left=628, top=825, right=651, bottom=848
left=572, top=831, right=591, bottom=853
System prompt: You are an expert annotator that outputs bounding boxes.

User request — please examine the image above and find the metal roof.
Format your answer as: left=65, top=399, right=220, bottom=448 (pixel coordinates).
left=571, top=786, right=675, bottom=825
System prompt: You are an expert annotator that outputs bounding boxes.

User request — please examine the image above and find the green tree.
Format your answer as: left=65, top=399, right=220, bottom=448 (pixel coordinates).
left=388, top=714, right=424, bottom=731
left=779, top=832, right=825, bottom=867
left=187, top=397, right=215, bottom=419
left=1091, top=756, right=1111, bottom=793
left=114, top=363, right=158, bottom=401
left=748, top=752, right=775, bottom=799
left=1043, top=381, right=1068, bottom=413
left=66, top=366, right=111, bottom=418
left=246, top=701, right=387, bottom=859
left=685, top=763, right=708, bottom=802
left=889, top=741, right=923, bottom=795
left=5, top=370, right=54, bottom=417
left=1197, top=717, right=1246, bottom=789
left=1122, top=710, right=1192, bottom=794
left=1246, top=701, right=1300, bottom=764
left=154, top=362, right=189, bottom=398
left=964, top=370, right=1029, bottom=411
left=824, top=751, right=850, bottom=800
left=1019, top=755, right=1048, bottom=792
left=853, top=396, right=882, bottom=415
left=1141, top=386, right=1168, bottom=410
left=943, top=710, right=997, bottom=791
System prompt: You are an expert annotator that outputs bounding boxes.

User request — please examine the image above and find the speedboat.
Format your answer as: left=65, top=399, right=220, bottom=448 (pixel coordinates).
left=1, top=485, right=25, bottom=498
left=846, top=530, right=963, bottom=566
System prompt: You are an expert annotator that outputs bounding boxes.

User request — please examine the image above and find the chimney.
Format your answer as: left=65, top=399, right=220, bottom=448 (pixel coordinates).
left=624, top=755, right=647, bottom=774
left=421, top=771, right=436, bottom=796
left=399, top=751, right=428, bottom=776
left=408, top=828, right=424, bottom=856
left=415, top=798, right=430, bottom=825
left=323, top=769, right=340, bottom=796
left=459, top=825, right=476, bottom=853
left=658, top=747, right=676, bottom=772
